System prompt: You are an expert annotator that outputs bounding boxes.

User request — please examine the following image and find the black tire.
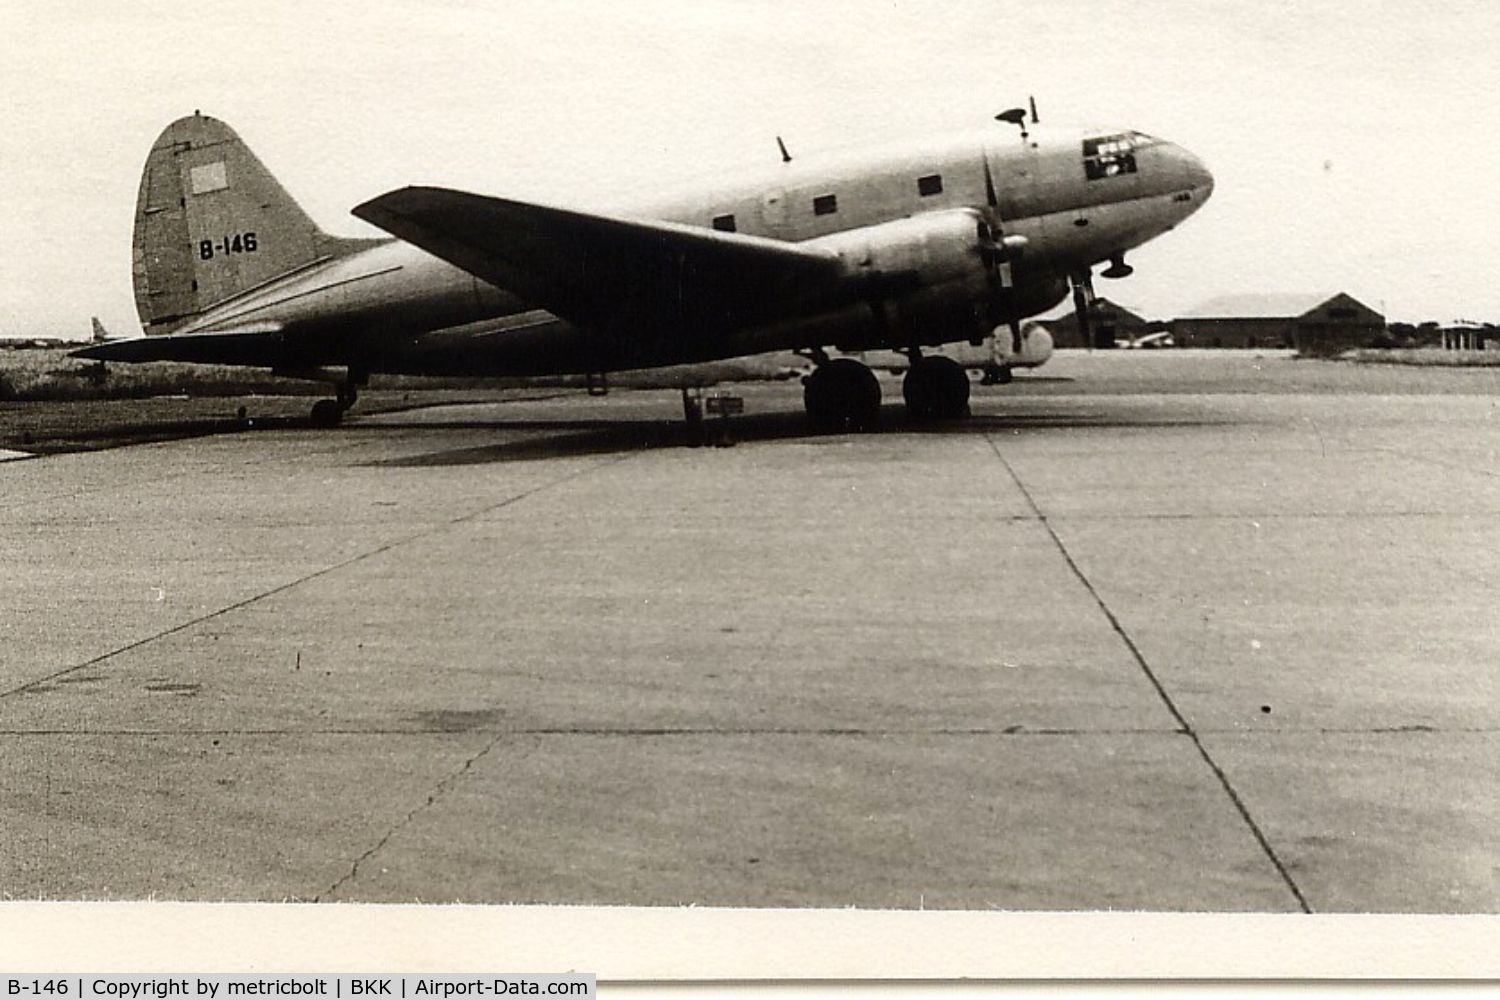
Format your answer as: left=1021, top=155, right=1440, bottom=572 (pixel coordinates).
left=903, top=363, right=936, bottom=420
left=310, top=398, right=343, bottom=427
left=903, top=356, right=970, bottom=421
left=804, top=358, right=881, bottom=433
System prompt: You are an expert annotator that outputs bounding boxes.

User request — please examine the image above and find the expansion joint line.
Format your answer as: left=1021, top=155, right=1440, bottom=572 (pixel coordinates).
left=0, top=450, right=639, bottom=702
left=984, top=435, right=1313, bottom=914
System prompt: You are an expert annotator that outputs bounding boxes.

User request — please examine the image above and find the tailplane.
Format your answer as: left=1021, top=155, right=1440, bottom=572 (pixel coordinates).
left=132, top=112, right=382, bottom=335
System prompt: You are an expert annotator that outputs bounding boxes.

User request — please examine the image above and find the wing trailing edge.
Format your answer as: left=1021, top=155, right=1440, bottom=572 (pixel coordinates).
left=352, top=186, right=847, bottom=338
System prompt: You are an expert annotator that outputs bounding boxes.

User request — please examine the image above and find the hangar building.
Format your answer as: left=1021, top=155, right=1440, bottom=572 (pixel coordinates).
left=1171, top=292, right=1385, bottom=354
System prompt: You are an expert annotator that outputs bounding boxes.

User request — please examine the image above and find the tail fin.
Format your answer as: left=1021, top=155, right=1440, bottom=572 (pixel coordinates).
left=132, top=113, right=382, bottom=335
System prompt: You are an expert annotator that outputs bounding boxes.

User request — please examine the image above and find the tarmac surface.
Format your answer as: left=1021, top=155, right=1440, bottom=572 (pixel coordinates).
left=2, top=351, right=1497, bottom=910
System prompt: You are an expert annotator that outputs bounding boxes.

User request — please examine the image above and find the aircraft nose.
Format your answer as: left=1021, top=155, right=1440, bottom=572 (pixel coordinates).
left=1177, top=144, right=1214, bottom=200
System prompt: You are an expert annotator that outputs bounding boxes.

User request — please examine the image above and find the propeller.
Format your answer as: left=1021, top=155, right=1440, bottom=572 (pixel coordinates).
left=980, top=157, right=1025, bottom=355
left=996, top=241, right=1030, bottom=356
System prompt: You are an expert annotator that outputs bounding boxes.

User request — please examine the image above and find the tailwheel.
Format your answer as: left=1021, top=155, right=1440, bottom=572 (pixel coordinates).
left=311, top=371, right=364, bottom=428
left=902, top=355, right=971, bottom=421
left=803, top=358, right=881, bottom=433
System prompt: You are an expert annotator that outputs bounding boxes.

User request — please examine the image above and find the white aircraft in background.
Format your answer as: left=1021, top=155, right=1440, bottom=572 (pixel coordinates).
left=76, top=106, right=1212, bottom=428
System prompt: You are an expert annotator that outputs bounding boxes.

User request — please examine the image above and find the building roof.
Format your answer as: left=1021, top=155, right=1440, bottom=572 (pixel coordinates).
left=1178, top=293, right=1331, bottom=320
left=1298, top=292, right=1383, bottom=324
left=1178, top=291, right=1385, bottom=323
left=1046, top=297, right=1149, bottom=326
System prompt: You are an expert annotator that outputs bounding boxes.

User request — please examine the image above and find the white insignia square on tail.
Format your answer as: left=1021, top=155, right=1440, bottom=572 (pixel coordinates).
left=190, top=161, right=227, bottom=194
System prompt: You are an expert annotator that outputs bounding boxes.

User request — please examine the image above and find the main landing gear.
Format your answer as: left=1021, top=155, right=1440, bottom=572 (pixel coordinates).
left=803, top=356, right=882, bottom=433
left=902, top=353, right=970, bottom=420
left=309, top=373, right=365, bottom=428
left=800, top=350, right=973, bottom=431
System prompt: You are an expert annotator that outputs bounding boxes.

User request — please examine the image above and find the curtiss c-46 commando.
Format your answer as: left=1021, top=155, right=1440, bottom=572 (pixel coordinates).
left=77, top=106, right=1213, bottom=428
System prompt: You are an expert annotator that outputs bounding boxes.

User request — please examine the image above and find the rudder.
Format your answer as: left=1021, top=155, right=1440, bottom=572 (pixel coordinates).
left=132, top=113, right=380, bottom=335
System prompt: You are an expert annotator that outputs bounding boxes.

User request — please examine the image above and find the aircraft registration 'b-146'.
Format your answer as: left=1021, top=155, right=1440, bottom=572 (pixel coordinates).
left=76, top=109, right=1212, bottom=428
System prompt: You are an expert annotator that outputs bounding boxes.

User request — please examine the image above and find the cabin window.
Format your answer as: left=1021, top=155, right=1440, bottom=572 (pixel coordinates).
left=917, top=174, right=943, bottom=196
left=1083, top=133, right=1138, bottom=180
left=712, top=213, right=736, bottom=232
left=812, top=193, right=838, bottom=216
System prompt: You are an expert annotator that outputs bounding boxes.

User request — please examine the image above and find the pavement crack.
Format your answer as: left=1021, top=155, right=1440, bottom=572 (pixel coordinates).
left=986, top=434, right=1314, bottom=915
left=0, top=452, right=637, bottom=702
left=316, top=729, right=508, bottom=902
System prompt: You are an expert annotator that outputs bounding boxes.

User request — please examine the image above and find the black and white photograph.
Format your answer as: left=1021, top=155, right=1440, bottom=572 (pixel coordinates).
left=1, top=0, right=1497, bottom=980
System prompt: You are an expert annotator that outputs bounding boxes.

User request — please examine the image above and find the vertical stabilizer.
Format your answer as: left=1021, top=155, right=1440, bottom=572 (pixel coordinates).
left=132, top=113, right=381, bottom=335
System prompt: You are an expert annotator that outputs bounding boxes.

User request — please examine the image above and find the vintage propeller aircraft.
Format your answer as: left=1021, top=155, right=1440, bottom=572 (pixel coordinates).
left=76, top=106, right=1212, bottom=429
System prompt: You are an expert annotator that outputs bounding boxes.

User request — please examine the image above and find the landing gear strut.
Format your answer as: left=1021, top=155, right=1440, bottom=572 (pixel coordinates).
left=980, top=361, right=1012, bottom=386
left=902, top=354, right=970, bottom=421
left=803, top=357, right=881, bottom=433
left=1071, top=268, right=1099, bottom=350
left=310, top=370, right=366, bottom=427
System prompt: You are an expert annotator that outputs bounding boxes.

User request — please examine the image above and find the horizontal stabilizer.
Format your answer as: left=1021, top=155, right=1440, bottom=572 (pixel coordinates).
left=352, top=187, right=846, bottom=338
left=71, top=331, right=283, bottom=366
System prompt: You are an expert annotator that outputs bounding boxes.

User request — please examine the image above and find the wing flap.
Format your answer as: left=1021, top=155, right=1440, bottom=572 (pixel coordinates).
left=352, top=186, right=847, bottom=337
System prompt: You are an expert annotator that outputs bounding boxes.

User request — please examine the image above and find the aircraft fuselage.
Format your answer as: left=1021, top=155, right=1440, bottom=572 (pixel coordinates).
left=165, top=124, right=1212, bottom=377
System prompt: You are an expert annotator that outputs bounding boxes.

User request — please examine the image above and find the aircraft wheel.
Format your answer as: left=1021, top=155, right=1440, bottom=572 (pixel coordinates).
left=903, top=356, right=970, bottom=421
left=310, top=398, right=344, bottom=427
left=804, top=358, right=881, bottom=433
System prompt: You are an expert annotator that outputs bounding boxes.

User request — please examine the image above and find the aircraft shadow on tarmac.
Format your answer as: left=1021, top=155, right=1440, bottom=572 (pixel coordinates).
left=357, top=405, right=1232, bottom=467
left=11, top=400, right=1230, bottom=460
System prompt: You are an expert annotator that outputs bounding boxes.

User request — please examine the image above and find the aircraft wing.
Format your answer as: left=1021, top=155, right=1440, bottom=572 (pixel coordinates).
left=352, top=187, right=848, bottom=337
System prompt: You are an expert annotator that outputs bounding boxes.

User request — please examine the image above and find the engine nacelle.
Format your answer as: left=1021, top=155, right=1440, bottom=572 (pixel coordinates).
left=813, top=208, right=992, bottom=291
left=808, top=209, right=993, bottom=349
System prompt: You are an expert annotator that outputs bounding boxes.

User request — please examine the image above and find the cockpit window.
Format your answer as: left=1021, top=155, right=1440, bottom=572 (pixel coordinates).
left=1083, top=133, right=1139, bottom=180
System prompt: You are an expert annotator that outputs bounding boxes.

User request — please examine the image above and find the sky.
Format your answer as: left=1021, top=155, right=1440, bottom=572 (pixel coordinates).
left=2, top=0, right=1498, bottom=338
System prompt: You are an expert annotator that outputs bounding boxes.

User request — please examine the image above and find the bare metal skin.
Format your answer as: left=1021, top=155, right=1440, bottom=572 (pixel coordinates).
left=81, top=112, right=1211, bottom=422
